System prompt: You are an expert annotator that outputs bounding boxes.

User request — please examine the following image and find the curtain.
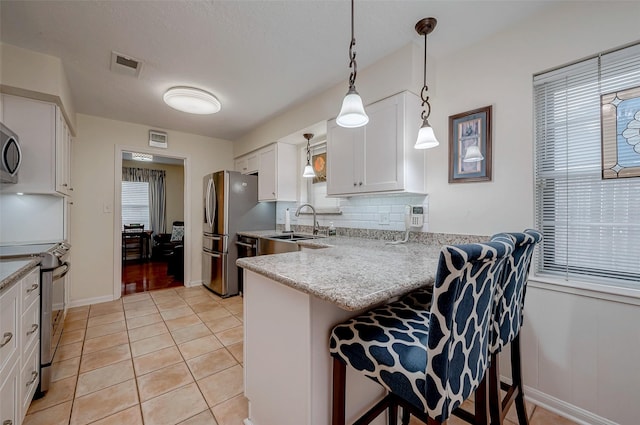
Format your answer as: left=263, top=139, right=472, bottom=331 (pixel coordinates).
left=122, top=167, right=166, bottom=234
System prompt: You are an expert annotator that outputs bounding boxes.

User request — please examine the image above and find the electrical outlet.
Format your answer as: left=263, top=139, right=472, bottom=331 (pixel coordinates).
left=379, top=212, right=390, bottom=225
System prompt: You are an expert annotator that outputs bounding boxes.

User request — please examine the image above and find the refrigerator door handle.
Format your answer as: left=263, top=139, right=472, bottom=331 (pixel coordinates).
left=203, top=251, right=221, bottom=258
left=210, top=176, right=217, bottom=228
left=206, top=177, right=214, bottom=227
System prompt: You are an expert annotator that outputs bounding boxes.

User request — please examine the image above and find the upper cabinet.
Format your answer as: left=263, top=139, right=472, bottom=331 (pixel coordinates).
left=257, top=142, right=296, bottom=202
left=234, top=151, right=259, bottom=175
left=1, top=94, right=73, bottom=196
left=327, top=91, right=426, bottom=196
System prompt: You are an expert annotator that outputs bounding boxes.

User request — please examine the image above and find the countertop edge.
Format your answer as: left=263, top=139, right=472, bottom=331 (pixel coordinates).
left=0, top=259, right=40, bottom=293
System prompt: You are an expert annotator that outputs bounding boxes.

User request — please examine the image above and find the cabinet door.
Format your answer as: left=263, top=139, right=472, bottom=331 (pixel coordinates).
left=234, top=158, right=248, bottom=173
left=246, top=154, right=259, bottom=174
left=0, top=283, right=19, bottom=375
left=0, top=361, right=20, bottom=425
left=0, top=95, right=56, bottom=194
left=258, top=146, right=277, bottom=201
left=361, top=95, right=403, bottom=193
left=326, top=120, right=362, bottom=196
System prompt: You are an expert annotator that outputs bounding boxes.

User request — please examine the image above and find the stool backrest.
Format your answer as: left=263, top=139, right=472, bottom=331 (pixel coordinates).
left=489, top=229, right=543, bottom=353
left=425, top=239, right=514, bottom=422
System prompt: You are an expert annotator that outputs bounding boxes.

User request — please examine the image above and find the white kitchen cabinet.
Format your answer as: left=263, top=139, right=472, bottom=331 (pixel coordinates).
left=257, top=142, right=297, bottom=202
left=0, top=267, right=40, bottom=425
left=327, top=91, right=426, bottom=196
left=0, top=94, right=73, bottom=196
left=234, top=152, right=259, bottom=175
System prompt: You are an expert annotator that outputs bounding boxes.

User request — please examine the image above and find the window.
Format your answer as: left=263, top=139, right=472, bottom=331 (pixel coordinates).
left=534, top=43, right=640, bottom=289
left=122, top=181, right=150, bottom=230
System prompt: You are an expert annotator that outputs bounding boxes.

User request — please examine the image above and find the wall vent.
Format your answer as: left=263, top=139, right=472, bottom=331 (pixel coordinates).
left=149, top=130, right=168, bottom=148
left=110, top=51, right=143, bottom=77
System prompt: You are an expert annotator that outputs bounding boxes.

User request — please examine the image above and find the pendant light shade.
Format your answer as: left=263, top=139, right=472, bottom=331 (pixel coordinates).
left=414, top=119, right=439, bottom=149
left=337, top=87, right=369, bottom=128
left=414, top=17, right=438, bottom=149
left=302, top=133, right=316, bottom=178
left=463, top=145, right=484, bottom=162
left=336, top=0, right=368, bottom=128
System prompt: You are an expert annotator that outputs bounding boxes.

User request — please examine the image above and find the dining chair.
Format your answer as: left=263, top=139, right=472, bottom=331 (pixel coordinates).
left=486, top=229, right=542, bottom=425
left=329, top=239, right=514, bottom=425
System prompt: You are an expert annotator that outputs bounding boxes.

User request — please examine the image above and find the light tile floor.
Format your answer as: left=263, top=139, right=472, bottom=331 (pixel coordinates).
left=23, top=285, right=579, bottom=425
left=24, top=286, right=246, bottom=425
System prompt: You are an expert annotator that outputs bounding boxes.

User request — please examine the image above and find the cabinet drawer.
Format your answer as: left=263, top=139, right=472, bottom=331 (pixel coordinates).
left=21, top=268, right=40, bottom=311
left=0, top=283, right=20, bottom=375
left=20, top=343, right=40, bottom=421
left=21, top=298, right=40, bottom=355
left=0, top=360, right=20, bottom=425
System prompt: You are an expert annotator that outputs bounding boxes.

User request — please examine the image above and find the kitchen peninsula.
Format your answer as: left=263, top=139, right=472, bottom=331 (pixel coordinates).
left=236, top=236, right=442, bottom=425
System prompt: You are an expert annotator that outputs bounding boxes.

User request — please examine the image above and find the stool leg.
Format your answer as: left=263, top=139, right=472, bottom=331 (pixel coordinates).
left=389, top=401, right=398, bottom=425
left=332, top=357, right=347, bottom=425
left=401, top=407, right=410, bottom=425
left=511, top=335, right=529, bottom=425
left=488, top=353, right=503, bottom=425
left=475, top=372, right=490, bottom=425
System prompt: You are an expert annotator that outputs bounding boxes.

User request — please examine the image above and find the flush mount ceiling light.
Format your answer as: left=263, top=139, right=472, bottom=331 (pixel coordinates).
left=414, top=17, right=439, bottom=149
left=302, top=133, right=316, bottom=178
left=163, top=86, right=221, bottom=115
left=131, top=152, right=153, bottom=161
left=336, top=0, right=369, bottom=128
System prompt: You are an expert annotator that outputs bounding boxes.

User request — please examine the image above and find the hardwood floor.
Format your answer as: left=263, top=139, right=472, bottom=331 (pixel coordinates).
left=121, top=259, right=183, bottom=296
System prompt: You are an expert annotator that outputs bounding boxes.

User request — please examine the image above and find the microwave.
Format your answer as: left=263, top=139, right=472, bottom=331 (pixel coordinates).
left=0, top=122, right=21, bottom=184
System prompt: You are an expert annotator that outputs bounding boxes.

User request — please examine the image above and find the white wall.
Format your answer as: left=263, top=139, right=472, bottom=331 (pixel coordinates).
left=71, top=114, right=234, bottom=303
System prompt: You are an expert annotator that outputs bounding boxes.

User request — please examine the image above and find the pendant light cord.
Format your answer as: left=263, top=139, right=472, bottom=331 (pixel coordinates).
left=348, top=0, right=357, bottom=89
left=306, top=139, right=312, bottom=165
left=421, top=32, right=431, bottom=121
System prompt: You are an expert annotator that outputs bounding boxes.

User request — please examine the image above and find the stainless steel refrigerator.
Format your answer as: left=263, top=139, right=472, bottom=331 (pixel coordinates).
left=202, top=170, right=275, bottom=297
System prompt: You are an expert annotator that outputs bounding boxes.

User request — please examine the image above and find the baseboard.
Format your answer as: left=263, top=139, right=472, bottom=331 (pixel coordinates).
left=523, top=385, right=618, bottom=425
left=68, top=294, right=114, bottom=308
left=186, top=280, right=203, bottom=288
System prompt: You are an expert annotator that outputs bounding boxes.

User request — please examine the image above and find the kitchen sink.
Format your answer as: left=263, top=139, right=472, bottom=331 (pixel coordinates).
left=258, top=233, right=322, bottom=255
left=267, top=233, right=317, bottom=241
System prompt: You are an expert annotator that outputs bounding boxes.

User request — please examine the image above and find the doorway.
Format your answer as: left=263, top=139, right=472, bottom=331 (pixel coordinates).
left=115, top=147, right=190, bottom=298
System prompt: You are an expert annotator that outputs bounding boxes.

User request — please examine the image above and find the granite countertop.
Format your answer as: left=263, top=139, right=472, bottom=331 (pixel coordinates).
left=236, top=233, right=441, bottom=311
left=0, top=259, right=40, bottom=293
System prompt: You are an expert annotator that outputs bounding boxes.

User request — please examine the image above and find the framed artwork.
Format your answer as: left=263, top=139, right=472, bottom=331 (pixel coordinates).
left=312, top=152, right=326, bottom=184
left=449, top=105, right=492, bottom=183
left=601, top=85, right=640, bottom=179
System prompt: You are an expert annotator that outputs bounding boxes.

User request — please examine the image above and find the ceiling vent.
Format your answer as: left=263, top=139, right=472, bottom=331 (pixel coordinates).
left=110, top=51, right=143, bottom=77
left=149, top=130, right=168, bottom=149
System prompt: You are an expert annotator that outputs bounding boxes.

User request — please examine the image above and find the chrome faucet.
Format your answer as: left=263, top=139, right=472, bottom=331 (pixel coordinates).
left=295, top=203, right=319, bottom=235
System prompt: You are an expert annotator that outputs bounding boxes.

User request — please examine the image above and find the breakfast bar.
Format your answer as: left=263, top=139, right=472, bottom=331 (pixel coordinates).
left=237, top=237, right=442, bottom=425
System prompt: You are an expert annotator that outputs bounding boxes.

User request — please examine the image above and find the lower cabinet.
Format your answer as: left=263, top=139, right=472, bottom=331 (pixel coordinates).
left=0, top=267, right=40, bottom=425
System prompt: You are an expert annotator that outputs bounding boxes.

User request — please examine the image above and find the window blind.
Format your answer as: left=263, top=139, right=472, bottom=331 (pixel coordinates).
left=122, top=181, right=150, bottom=230
left=534, top=43, right=640, bottom=289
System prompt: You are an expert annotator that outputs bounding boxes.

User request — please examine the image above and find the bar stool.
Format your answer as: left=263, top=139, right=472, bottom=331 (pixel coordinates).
left=329, top=239, right=514, bottom=425
left=487, top=230, right=542, bottom=425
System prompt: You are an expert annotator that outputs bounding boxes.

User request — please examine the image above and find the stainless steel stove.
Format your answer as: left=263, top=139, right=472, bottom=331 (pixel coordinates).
left=0, top=241, right=71, bottom=396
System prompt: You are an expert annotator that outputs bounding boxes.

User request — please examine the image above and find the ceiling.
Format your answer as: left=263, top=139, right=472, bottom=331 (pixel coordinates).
left=0, top=1, right=554, bottom=142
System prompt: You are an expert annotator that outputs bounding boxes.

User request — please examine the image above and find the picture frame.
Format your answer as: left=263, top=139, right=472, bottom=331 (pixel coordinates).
left=312, top=152, right=327, bottom=184
left=448, top=105, right=492, bottom=183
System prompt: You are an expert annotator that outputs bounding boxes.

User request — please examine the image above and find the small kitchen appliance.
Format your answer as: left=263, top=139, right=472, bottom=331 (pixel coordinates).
left=0, top=121, right=21, bottom=184
left=202, top=170, right=275, bottom=297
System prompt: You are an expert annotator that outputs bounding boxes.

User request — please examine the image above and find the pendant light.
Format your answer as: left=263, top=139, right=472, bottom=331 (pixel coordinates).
left=463, top=145, right=484, bottom=162
left=336, top=0, right=369, bottom=128
left=302, top=133, right=316, bottom=178
left=414, top=17, right=438, bottom=149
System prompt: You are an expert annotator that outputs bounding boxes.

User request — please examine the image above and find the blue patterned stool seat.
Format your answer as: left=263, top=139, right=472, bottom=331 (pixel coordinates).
left=330, top=240, right=514, bottom=425
left=330, top=299, right=432, bottom=411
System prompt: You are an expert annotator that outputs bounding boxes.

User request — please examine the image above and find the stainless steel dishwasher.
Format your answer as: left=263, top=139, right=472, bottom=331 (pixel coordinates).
left=235, top=235, right=258, bottom=293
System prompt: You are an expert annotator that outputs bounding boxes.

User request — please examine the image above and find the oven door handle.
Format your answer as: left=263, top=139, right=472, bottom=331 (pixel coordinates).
left=42, top=261, right=70, bottom=277
left=235, top=241, right=256, bottom=249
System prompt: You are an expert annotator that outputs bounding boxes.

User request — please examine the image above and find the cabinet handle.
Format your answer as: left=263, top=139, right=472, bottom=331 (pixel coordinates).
left=26, top=371, right=38, bottom=387
left=70, top=187, right=74, bottom=191
left=272, top=192, right=275, bottom=196
left=27, top=324, right=39, bottom=336
left=4, top=420, right=13, bottom=425
left=353, top=182, right=357, bottom=187
left=0, top=332, right=12, bottom=348
left=26, top=283, right=39, bottom=294
left=359, top=182, right=363, bottom=186
left=63, top=183, right=68, bottom=187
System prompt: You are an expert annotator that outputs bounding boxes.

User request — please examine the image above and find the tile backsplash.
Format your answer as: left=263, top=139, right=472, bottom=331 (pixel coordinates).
left=276, top=194, right=429, bottom=233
